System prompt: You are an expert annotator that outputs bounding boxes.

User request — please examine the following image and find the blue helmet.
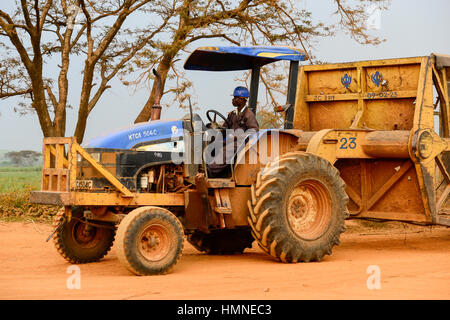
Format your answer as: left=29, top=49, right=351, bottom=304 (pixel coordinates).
left=233, top=86, right=250, bottom=98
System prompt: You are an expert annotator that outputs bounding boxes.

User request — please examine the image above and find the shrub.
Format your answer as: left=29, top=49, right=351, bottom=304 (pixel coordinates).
left=0, top=187, right=59, bottom=222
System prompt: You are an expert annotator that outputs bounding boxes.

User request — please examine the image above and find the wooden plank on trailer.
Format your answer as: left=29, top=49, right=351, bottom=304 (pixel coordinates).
left=366, top=161, right=413, bottom=210
left=305, top=90, right=417, bottom=102
left=436, top=156, right=450, bottom=184
left=351, top=66, right=366, bottom=129
left=437, top=185, right=449, bottom=212
left=356, top=211, right=429, bottom=222
left=431, top=64, right=449, bottom=137
left=413, top=57, right=434, bottom=130
left=345, top=183, right=362, bottom=212
left=302, top=57, right=424, bottom=72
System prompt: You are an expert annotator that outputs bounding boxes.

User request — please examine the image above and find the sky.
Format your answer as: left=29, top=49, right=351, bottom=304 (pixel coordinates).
left=0, top=0, right=449, bottom=151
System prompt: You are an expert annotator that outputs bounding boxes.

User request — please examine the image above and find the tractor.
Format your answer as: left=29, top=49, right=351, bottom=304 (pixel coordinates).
left=30, top=46, right=450, bottom=275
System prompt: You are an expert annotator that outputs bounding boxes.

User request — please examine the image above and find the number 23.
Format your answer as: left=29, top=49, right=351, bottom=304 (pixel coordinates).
left=339, top=137, right=357, bottom=149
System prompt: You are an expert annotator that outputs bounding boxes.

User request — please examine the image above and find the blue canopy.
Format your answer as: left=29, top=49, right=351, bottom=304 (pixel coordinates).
left=184, top=46, right=307, bottom=71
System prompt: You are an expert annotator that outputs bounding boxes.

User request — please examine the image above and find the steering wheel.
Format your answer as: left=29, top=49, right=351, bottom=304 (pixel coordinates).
left=206, top=109, right=230, bottom=129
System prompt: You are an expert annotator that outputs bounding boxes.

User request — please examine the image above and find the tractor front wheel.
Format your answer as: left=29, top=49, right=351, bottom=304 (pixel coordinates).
left=116, top=206, right=184, bottom=275
left=53, top=207, right=116, bottom=264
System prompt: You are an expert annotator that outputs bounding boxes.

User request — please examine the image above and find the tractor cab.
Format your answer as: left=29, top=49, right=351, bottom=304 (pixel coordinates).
left=182, top=46, right=308, bottom=178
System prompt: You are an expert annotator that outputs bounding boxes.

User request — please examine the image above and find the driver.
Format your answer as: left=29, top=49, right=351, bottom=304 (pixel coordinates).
left=224, top=86, right=259, bottom=131
left=207, top=86, right=259, bottom=178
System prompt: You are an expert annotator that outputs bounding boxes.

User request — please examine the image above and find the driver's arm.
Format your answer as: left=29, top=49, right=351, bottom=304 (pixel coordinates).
left=223, top=111, right=234, bottom=129
left=245, top=109, right=259, bottom=130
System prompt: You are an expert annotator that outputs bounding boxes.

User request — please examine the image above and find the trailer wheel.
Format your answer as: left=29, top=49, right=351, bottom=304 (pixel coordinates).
left=248, top=152, right=349, bottom=262
left=187, top=228, right=254, bottom=255
left=116, top=207, right=184, bottom=275
left=53, top=207, right=116, bottom=264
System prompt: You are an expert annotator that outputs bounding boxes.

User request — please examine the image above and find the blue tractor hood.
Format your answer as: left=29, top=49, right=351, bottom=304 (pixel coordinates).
left=83, top=119, right=184, bottom=150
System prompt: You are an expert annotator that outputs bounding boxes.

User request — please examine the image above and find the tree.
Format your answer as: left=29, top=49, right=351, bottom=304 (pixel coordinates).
left=5, top=150, right=41, bottom=166
left=132, top=0, right=389, bottom=124
left=0, top=0, right=388, bottom=143
left=0, top=0, right=165, bottom=142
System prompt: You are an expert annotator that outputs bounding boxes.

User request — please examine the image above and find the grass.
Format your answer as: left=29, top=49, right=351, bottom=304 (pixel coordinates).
left=0, top=167, right=58, bottom=222
left=0, top=166, right=42, bottom=172
left=0, top=167, right=41, bottom=193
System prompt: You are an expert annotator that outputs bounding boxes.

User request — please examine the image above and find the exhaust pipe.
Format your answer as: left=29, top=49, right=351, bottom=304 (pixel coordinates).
left=150, top=68, right=162, bottom=121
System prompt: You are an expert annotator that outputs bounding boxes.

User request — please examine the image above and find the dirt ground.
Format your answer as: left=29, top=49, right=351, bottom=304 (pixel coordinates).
left=0, top=220, right=449, bottom=300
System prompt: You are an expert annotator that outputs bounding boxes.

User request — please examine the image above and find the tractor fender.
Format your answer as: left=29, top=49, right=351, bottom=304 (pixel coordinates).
left=233, top=129, right=301, bottom=186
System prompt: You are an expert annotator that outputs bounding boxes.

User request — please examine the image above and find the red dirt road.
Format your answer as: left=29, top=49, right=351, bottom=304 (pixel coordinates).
left=0, top=221, right=449, bottom=300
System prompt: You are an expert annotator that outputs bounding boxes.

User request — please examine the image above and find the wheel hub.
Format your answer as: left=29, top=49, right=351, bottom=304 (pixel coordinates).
left=73, top=221, right=101, bottom=248
left=139, top=224, right=170, bottom=261
left=287, top=180, right=332, bottom=240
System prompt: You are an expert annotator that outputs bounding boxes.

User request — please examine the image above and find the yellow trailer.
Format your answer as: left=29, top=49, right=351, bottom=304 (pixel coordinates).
left=289, top=54, right=450, bottom=225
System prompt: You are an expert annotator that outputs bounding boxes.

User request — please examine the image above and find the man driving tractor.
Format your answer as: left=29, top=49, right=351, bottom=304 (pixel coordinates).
left=207, top=86, right=259, bottom=177
left=226, top=86, right=259, bottom=131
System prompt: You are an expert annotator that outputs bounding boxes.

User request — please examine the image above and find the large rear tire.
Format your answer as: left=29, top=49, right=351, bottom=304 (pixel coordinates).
left=187, top=228, right=254, bottom=255
left=53, top=207, right=116, bottom=264
left=248, top=152, right=349, bottom=262
left=116, top=206, right=184, bottom=275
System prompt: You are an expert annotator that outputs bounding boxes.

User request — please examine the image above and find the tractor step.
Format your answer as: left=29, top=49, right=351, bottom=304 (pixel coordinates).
left=207, top=178, right=235, bottom=188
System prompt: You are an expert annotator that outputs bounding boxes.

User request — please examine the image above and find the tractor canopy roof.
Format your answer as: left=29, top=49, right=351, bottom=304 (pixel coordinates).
left=184, top=46, right=307, bottom=71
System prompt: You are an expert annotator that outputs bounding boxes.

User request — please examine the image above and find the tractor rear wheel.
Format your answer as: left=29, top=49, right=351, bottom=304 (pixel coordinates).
left=248, top=152, right=349, bottom=262
left=187, top=228, right=254, bottom=255
left=116, top=206, right=184, bottom=275
left=53, top=207, right=116, bottom=264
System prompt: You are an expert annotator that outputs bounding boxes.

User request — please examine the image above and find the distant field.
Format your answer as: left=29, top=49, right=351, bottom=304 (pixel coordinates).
left=0, top=167, right=41, bottom=193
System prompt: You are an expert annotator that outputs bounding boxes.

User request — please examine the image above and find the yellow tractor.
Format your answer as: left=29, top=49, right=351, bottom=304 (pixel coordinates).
left=31, top=46, right=450, bottom=275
